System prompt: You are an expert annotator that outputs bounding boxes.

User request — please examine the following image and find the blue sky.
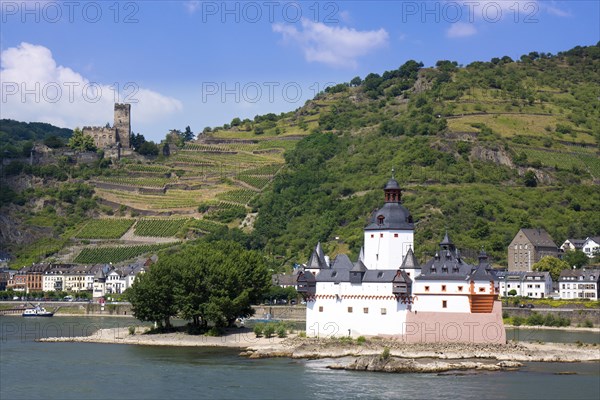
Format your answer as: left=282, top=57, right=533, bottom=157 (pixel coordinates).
left=1, top=1, right=598, bottom=142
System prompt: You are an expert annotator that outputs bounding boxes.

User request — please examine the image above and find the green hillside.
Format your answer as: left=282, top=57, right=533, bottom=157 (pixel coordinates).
left=1, top=43, right=599, bottom=267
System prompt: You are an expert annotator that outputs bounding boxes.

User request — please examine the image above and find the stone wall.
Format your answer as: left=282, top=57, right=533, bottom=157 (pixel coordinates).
left=114, top=103, right=131, bottom=148
left=82, top=126, right=117, bottom=148
left=503, top=307, right=600, bottom=325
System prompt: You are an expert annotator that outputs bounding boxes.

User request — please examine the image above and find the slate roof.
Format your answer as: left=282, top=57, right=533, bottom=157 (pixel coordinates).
left=520, top=228, right=557, bottom=248
left=331, top=254, right=353, bottom=270
left=417, top=239, right=496, bottom=282
left=558, top=268, right=600, bottom=282
left=364, top=202, right=414, bottom=230
left=384, top=178, right=400, bottom=190
left=307, top=242, right=328, bottom=270
left=400, top=247, right=420, bottom=270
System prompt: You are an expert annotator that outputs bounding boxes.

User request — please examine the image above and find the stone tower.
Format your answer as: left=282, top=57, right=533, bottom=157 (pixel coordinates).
left=113, top=103, right=131, bottom=148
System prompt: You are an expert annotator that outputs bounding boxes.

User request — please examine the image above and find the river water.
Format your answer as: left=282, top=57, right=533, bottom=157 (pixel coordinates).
left=1, top=317, right=599, bottom=400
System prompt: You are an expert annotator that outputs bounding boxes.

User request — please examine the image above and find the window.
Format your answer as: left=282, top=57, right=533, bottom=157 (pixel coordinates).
left=319, top=306, right=323, bottom=312
left=370, top=234, right=374, bottom=238
left=381, top=308, right=387, bottom=315
left=363, top=308, right=369, bottom=314
left=425, top=286, right=430, bottom=292
left=441, top=285, right=447, bottom=292
left=394, top=233, right=398, bottom=238
left=377, top=215, right=384, bottom=225
left=458, top=286, right=463, bottom=292
left=380, top=233, right=384, bottom=238
left=442, top=300, right=447, bottom=308
left=347, top=307, right=353, bottom=313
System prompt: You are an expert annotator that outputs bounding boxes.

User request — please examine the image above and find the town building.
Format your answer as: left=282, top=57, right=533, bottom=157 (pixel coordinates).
left=496, top=271, right=553, bottom=298
left=42, top=264, right=74, bottom=292
left=559, top=268, right=600, bottom=300
left=297, top=176, right=505, bottom=344
left=582, top=237, right=600, bottom=259
left=507, top=228, right=558, bottom=272
left=560, top=238, right=586, bottom=252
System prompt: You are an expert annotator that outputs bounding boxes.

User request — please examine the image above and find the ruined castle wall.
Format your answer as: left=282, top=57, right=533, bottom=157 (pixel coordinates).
left=82, top=126, right=117, bottom=148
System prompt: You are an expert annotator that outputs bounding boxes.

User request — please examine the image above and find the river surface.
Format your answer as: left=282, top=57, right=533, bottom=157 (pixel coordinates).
left=1, top=316, right=599, bottom=400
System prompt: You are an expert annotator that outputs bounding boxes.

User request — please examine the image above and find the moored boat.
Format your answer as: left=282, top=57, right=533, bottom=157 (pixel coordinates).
left=22, top=305, right=54, bottom=317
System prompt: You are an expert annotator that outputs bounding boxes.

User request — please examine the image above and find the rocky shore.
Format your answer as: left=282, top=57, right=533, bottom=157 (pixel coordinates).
left=38, top=326, right=600, bottom=366
left=327, top=356, right=523, bottom=373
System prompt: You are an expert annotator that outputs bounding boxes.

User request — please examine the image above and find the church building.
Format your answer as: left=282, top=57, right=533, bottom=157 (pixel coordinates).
left=297, top=176, right=505, bottom=343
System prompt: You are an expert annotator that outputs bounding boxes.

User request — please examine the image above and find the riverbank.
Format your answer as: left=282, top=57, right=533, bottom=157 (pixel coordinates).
left=39, top=326, right=600, bottom=363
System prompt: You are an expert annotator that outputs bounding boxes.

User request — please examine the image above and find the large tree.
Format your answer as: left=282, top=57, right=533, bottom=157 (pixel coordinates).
left=562, top=250, right=589, bottom=269
left=533, top=256, right=569, bottom=281
left=128, top=241, right=270, bottom=330
left=127, top=262, right=177, bottom=328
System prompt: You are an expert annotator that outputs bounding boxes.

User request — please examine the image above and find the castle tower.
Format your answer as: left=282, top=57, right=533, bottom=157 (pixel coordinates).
left=363, top=173, right=414, bottom=270
left=113, top=103, right=131, bottom=148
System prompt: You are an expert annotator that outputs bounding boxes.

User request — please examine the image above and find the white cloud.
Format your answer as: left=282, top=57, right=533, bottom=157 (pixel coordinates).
left=447, top=22, right=477, bottom=38
left=546, top=5, right=571, bottom=17
left=272, top=19, right=388, bottom=68
left=0, top=42, right=182, bottom=131
left=184, top=1, right=201, bottom=14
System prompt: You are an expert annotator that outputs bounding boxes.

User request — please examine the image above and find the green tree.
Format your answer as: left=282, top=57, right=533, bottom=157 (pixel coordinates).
left=127, top=263, right=178, bottom=328
left=183, top=126, right=195, bottom=141
left=533, top=256, right=569, bottom=281
left=67, top=128, right=96, bottom=152
left=562, top=250, right=589, bottom=269
left=523, top=170, right=537, bottom=187
left=138, top=141, right=159, bottom=156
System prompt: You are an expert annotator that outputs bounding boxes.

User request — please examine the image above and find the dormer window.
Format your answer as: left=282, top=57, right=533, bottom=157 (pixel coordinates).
left=377, top=215, right=385, bottom=225
left=377, top=272, right=384, bottom=278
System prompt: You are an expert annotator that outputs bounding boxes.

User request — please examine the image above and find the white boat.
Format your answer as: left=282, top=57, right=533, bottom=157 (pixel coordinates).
left=22, top=305, right=54, bottom=317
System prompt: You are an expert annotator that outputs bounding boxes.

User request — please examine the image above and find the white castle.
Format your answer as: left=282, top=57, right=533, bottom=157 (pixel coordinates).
left=297, top=176, right=506, bottom=343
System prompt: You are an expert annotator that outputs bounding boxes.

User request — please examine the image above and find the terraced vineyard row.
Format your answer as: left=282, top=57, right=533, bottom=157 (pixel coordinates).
left=134, top=218, right=190, bottom=237
left=216, top=189, right=258, bottom=205
left=76, top=219, right=135, bottom=239
left=97, top=188, right=205, bottom=209
left=516, top=146, right=600, bottom=177
left=125, top=164, right=172, bottom=174
left=236, top=174, right=273, bottom=189
left=182, top=143, right=233, bottom=152
left=189, top=219, right=226, bottom=233
left=74, top=243, right=177, bottom=264
left=243, top=164, right=281, bottom=175
left=96, top=176, right=174, bottom=188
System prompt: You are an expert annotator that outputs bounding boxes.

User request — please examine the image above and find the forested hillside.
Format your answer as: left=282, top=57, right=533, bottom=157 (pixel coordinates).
left=1, top=43, right=599, bottom=268
left=250, top=43, right=600, bottom=265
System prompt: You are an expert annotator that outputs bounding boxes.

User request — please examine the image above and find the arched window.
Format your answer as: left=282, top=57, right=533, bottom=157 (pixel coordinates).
left=377, top=215, right=384, bottom=225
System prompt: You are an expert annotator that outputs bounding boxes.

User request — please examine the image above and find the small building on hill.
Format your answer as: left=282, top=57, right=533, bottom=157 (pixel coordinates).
left=560, top=238, right=587, bottom=252
left=582, top=237, right=600, bottom=259
left=508, top=228, right=558, bottom=272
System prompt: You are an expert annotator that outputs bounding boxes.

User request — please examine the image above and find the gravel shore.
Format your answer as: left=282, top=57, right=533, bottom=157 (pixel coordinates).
left=38, top=326, right=600, bottom=363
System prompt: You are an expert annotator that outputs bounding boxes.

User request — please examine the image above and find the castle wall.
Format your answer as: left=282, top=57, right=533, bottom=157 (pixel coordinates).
left=82, top=126, right=117, bottom=148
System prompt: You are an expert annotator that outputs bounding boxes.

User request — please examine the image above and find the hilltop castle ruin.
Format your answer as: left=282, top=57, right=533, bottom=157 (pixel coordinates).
left=83, top=103, right=131, bottom=149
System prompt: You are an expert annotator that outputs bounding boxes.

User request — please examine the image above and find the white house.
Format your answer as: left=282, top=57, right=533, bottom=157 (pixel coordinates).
left=496, top=271, right=553, bottom=298
left=582, top=237, right=600, bottom=258
left=559, top=268, right=600, bottom=300
left=297, top=176, right=505, bottom=344
left=560, top=239, right=586, bottom=252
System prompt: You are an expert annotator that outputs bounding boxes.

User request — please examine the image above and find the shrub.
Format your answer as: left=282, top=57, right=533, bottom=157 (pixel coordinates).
left=298, top=331, right=306, bottom=338
left=526, top=312, right=545, bottom=326
left=207, top=327, right=223, bottom=336
left=253, top=323, right=264, bottom=338
left=381, top=347, right=391, bottom=360
left=128, top=326, right=136, bottom=335
left=263, top=323, right=275, bottom=338
left=584, top=320, right=594, bottom=328
left=277, top=325, right=287, bottom=338
left=357, top=336, right=366, bottom=345
left=512, top=316, right=524, bottom=326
